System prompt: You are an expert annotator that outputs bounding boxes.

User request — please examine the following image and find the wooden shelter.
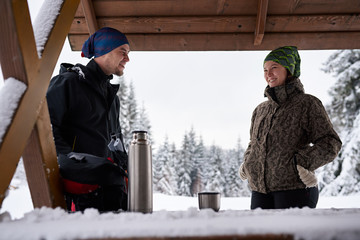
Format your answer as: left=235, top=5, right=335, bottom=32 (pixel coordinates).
left=0, top=0, right=359, bottom=236
left=69, top=0, right=360, bottom=51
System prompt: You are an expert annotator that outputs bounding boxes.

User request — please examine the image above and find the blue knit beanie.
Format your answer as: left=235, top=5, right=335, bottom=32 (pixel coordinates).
left=81, top=27, right=129, bottom=58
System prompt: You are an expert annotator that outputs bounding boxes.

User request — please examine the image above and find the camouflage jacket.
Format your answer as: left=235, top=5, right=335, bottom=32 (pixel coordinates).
left=243, top=78, right=342, bottom=193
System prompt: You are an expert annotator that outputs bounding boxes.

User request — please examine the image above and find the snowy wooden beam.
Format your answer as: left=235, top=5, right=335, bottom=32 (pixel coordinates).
left=23, top=0, right=81, bottom=209
left=0, top=0, right=36, bottom=206
left=0, top=0, right=80, bottom=209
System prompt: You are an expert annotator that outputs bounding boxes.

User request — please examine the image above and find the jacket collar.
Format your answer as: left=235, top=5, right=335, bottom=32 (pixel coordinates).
left=264, top=78, right=304, bottom=104
left=86, top=59, right=113, bottom=82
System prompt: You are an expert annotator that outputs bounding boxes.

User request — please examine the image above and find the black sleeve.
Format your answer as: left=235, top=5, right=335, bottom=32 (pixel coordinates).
left=46, top=73, right=74, bottom=154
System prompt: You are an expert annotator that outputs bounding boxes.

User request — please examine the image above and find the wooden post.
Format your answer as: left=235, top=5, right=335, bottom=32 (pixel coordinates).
left=0, top=0, right=80, bottom=209
left=81, top=0, right=98, bottom=35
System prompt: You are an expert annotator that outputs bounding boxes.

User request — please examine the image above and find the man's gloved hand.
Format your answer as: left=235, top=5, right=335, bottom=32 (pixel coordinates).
left=296, top=165, right=317, bottom=188
left=239, top=163, right=247, bottom=180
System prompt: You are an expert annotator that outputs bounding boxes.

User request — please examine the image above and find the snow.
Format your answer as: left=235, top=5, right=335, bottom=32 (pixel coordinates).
left=1, top=172, right=360, bottom=240
left=0, top=197, right=360, bottom=240
left=33, top=0, right=63, bottom=58
left=0, top=78, right=27, bottom=144
left=1, top=159, right=360, bottom=240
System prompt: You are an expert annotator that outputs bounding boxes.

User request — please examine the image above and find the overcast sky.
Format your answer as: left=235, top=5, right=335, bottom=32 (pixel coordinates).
left=0, top=1, right=338, bottom=150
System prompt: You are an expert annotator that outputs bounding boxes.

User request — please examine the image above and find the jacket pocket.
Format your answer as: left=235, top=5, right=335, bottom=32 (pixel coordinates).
left=292, top=154, right=302, bottom=183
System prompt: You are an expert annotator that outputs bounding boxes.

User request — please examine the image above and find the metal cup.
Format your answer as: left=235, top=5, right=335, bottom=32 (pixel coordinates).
left=198, top=192, right=220, bottom=212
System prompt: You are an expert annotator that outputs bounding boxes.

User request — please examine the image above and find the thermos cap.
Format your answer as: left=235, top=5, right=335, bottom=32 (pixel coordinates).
left=132, top=130, right=148, bottom=142
left=132, top=130, right=148, bottom=134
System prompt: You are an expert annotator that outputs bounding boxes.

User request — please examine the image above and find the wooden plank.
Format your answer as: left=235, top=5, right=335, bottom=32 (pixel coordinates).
left=81, top=0, right=98, bottom=35
left=69, top=14, right=360, bottom=35
left=71, top=16, right=255, bottom=34
left=267, top=0, right=360, bottom=15
left=0, top=0, right=80, bottom=209
left=73, top=0, right=360, bottom=17
left=68, top=32, right=360, bottom=51
left=266, top=14, right=360, bottom=32
left=254, top=0, right=268, bottom=45
left=21, top=0, right=81, bottom=209
left=75, top=0, right=258, bottom=17
left=22, top=101, right=65, bottom=208
left=0, top=0, right=38, bottom=206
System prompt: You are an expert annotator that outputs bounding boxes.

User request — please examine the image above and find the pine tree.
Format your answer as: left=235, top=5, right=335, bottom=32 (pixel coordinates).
left=204, top=144, right=226, bottom=195
left=153, top=136, right=175, bottom=195
left=319, top=50, right=360, bottom=196
left=176, top=132, right=193, bottom=196
left=195, top=136, right=206, bottom=193
left=323, top=50, right=360, bottom=131
left=115, top=76, right=130, bottom=144
left=135, top=102, right=153, bottom=144
left=169, top=142, right=179, bottom=193
left=126, top=81, right=138, bottom=142
left=187, top=127, right=201, bottom=196
left=114, top=77, right=153, bottom=150
left=224, top=138, right=250, bottom=197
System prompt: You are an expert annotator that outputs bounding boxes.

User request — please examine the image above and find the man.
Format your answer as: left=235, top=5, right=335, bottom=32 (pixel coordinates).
left=47, top=27, right=130, bottom=212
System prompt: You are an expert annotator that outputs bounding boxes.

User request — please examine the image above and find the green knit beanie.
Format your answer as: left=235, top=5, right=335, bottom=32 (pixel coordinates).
left=264, top=46, right=301, bottom=78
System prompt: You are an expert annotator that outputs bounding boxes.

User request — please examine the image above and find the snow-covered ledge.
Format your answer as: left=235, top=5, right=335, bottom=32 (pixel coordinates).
left=0, top=207, right=359, bottom=240
left=0, top=78, right=27, bottom=145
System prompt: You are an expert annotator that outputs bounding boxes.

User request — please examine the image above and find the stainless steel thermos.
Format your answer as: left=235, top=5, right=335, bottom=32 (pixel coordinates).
left=128, top=130, right=153, bottom=213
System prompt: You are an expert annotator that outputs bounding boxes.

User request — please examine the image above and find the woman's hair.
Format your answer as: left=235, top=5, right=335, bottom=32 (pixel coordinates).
left=286, top=70, right=297, bottom=83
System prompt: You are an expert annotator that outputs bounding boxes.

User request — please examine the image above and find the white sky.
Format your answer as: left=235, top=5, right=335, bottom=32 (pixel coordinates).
left=0, top=0, right=338, bottom=150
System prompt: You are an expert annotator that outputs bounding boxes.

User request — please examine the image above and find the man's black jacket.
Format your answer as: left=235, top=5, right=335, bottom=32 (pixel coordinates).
left=47, top=59, right=125, bottom=169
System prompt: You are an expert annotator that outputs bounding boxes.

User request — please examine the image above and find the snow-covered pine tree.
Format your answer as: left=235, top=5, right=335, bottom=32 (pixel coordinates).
left=125, top=81, right=138, bottom=143
left=187, top=128, right=202, bottom=196
left=224, top=138, right=250, bottom=197
left=176, top=132, right=193, bottom=196
left=114, top=77, right=153, bottom=149
left=169, top=142, right=179, bottom=193
left=322, top=50, right=360, bottom=131
left=114, top=76, right=130, bottom=144
left=153, top=136, right=175, bottom=195
left=318, top=50, right=360, bottom=196
left=204, top=144, right=226, bottom=195
left=134, top=102, right=153, bottom=144
left=194, top=136, right=206, bottom=194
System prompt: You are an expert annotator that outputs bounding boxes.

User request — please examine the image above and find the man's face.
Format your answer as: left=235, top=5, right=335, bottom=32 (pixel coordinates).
left=97, top=44, right=130, bottom=76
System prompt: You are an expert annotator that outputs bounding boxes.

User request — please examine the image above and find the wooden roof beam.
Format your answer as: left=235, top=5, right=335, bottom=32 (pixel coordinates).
left=68, top=32, right=360, bottom=51
left=254, top=0, right=268, bottom=46
left=81, top=0, right=98, bottom=35
left=69, top=14, right=360, bottom=35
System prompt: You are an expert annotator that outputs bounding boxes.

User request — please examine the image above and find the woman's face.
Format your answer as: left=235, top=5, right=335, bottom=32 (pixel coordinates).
left=263, top=61, right=288, bottom=88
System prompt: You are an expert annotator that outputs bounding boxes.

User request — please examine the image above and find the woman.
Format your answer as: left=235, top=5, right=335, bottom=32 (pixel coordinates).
left=239, top=46, right=342, bottom=209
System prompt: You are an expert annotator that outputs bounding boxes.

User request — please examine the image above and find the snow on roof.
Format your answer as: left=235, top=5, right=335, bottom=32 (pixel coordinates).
left=0, top=207, right=359, bottom=240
